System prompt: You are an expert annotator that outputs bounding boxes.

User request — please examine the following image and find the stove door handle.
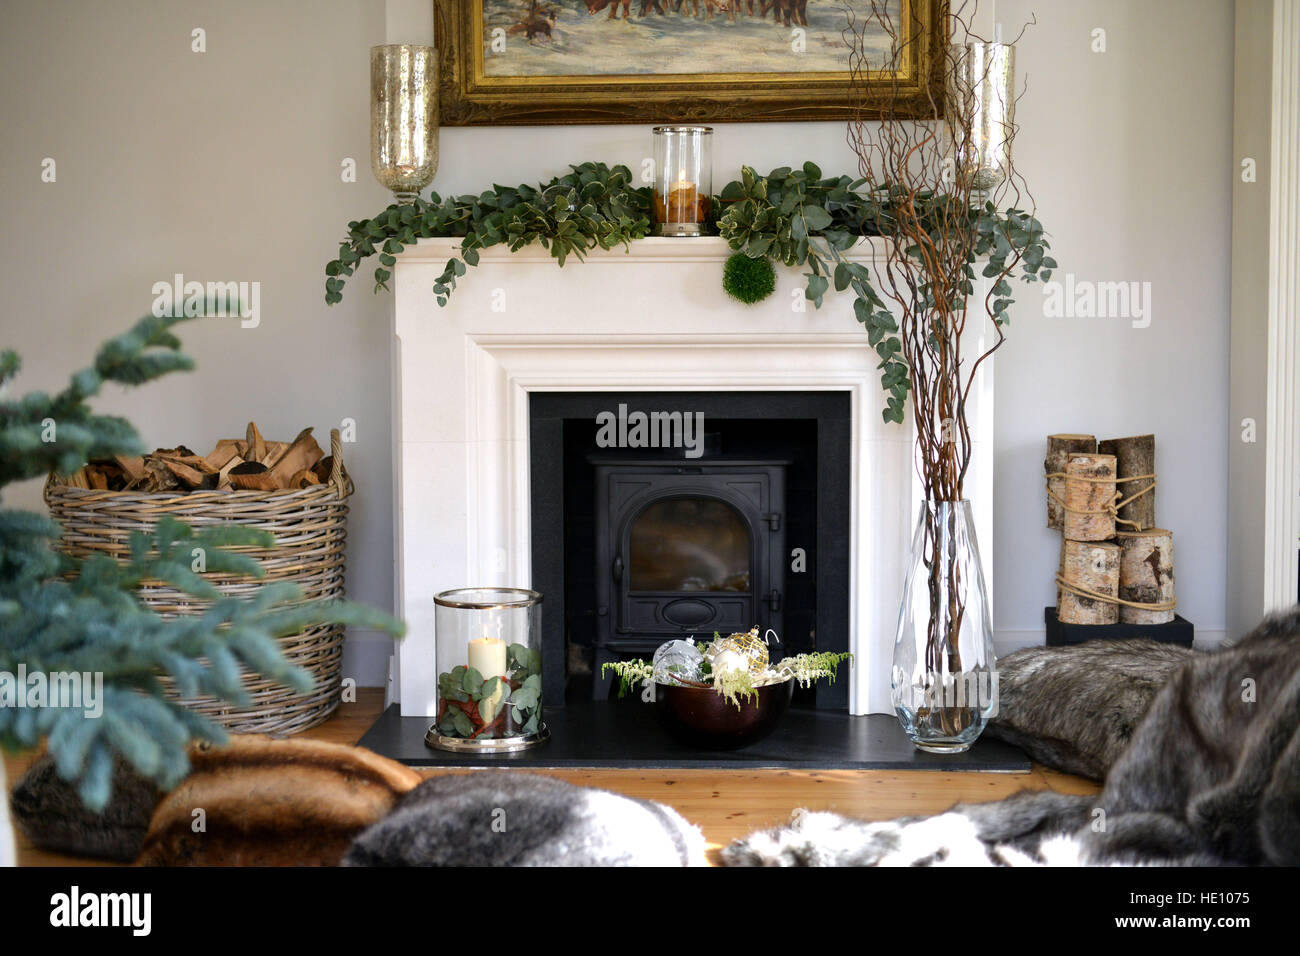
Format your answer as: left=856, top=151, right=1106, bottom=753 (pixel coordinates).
left=612, top=554, right=624, bottom=582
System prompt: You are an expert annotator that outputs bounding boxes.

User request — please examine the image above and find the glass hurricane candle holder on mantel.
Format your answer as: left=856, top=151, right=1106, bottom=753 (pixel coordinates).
left=426, top=588, right=547, bottom=753
left=946, top=41, right=1016, bottom=196
left=652, top=126, right=712, bottom=236
left=370, top=43, right=439, bottom=204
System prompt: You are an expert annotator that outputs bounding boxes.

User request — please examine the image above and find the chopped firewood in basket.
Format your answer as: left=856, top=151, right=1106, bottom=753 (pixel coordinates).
left=54, top=422, right=333, bottom=493
left=114, top=455, right=148, bottom=483
left=289, top=469, right=321, bottom=489
left=203, top=440, right=242, bottom=471
left=245, top=422, right=268, bottom=465
left=312, top=456, right=335, bottom=484
left=228, top=461, right=279, bottom=492
left=269, top=427, right=325, bottom=485
left=158, top=456, right=214, bottom=490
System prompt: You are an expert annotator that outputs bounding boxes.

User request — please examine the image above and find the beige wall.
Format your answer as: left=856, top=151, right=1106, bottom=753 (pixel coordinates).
left=992, top=0, right=1234, bottom=648
left=0, top=1, right=1236, bottom=688
left=1227, top=0, right=1273, bottom=638
left=0, top=0, right=394, bottom=680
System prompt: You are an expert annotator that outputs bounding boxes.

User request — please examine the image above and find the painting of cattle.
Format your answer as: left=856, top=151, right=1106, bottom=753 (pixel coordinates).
left=436, top=0, right=943, bottom=125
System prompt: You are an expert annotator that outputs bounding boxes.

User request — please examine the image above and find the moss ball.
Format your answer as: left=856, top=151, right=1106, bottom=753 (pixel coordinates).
left=722, top=252, right=777, bottom=305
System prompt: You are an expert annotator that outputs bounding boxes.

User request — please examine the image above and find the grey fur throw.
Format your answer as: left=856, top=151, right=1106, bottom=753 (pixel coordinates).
left=986, top=639, right=1197, bottom=779
left=722, top=609, right=1300, bottom=866
left=344, top=771, right=706, bottom=866
left=8, top=755, right=162, bottom=862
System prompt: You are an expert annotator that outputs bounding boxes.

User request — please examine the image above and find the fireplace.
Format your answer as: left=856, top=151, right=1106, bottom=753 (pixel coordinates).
left=386, top=235, right=995, bottom=718
left=529, top=391, right=850, bottom=708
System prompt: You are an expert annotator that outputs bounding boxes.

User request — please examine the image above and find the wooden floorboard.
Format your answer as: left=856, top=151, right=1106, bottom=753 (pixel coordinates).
left=4, top=688, right=1100, bottom=865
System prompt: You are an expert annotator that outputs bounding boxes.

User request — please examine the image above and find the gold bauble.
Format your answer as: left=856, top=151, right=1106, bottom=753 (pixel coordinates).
left=719, top=626, right=768, bottom=676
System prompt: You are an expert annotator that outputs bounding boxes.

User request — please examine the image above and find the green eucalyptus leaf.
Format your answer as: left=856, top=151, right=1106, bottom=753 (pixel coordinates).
left=805, top=274, right=828, bottom=302
left=801, top=206, right=832, bottom=231
left=834, top=262, right=852, bottom=292
left=462, top=666, right=483, bottom=694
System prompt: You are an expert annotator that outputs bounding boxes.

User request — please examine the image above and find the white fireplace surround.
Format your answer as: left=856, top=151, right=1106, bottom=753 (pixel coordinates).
left=391, top=237, right=995, bottom=716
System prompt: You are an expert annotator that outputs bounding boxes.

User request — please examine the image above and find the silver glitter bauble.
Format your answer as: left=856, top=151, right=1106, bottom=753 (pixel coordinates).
left=652, top=639, right=703, bottom=685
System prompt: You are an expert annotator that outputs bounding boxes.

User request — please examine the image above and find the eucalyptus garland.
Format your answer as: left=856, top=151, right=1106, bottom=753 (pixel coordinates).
left=715, top=164, right=1052, bottom=423
left=324, top=162, right=1051, bottom=423
left=324, top=162, right=651, bottom=308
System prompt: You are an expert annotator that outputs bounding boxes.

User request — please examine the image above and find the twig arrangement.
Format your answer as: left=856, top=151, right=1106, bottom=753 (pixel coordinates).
left=842, top=0, right=1047, bottom=733
left=845, top=0, right=1041, bottom=503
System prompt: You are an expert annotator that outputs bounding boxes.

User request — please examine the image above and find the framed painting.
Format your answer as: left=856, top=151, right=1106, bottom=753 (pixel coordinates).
left=435, top=0, right=946, bottom=125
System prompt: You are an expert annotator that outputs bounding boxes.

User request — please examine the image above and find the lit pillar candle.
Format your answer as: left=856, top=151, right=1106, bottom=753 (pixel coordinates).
left=666, top=168, right=699, bottom=222
left=468, top=636, right=507, bottom=678
left=468, top=636, right=508, bottom=724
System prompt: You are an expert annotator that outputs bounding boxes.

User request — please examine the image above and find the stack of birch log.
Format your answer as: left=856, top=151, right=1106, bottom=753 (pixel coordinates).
left=1045, top=433, right=1175, bottom=625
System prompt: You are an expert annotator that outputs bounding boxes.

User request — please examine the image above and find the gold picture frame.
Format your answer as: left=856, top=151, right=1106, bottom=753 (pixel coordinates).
left=436, top=1, right=945, bottom=126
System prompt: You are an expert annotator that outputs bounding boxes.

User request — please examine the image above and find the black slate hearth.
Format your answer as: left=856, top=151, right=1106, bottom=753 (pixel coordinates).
left=358, top=698, right=1031, bottom=772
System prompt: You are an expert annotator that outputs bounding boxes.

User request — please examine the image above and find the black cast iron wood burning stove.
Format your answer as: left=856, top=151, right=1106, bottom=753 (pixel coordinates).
left=591, top=457, right=788, bottom=698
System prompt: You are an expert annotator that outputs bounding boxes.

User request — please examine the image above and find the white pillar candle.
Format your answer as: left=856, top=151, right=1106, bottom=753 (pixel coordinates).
left=468, top=636, right=509, bottom=725
left=467, top=636, right=508, bottom=679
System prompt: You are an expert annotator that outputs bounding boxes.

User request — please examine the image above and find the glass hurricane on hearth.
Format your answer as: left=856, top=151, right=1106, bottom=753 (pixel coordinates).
left=427, top=587, right=547, bottom=753
left=891, top=500, right=998, bottom=753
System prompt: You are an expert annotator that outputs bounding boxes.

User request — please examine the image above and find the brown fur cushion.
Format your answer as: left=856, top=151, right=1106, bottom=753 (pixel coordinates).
left=986, top=639, right=1198, bottom=780
left=135, top=735, right=423, bottom=866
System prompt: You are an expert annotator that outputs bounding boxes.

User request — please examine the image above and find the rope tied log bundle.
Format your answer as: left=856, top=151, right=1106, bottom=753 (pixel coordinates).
left=1044, top=471, right=1157, bottom=531
left=1045, top=437, right=1175, bottom=625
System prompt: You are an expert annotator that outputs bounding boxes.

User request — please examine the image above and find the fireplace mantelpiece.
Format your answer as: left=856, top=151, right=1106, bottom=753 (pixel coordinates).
left=390, top=237, right=995, bottom=717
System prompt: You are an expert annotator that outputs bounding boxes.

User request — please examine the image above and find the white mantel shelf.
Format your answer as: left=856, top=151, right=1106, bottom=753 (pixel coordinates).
left=391, top=234, right=894, bottom=263
left=389, top=236, right=995, bottom=717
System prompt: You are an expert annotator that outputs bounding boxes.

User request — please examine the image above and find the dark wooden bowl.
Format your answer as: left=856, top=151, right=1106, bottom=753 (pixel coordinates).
left=653, top=678, right=794, bottom=750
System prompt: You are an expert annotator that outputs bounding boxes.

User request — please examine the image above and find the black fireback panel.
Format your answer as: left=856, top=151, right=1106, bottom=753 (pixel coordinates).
left=529, top=392, right=851, bottom=710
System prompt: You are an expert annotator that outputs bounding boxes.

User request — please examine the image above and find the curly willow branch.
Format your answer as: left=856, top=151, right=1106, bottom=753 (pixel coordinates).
left=842, top=1, right=1040, bottom=726
left=844, top=0, right=1038, bottom=502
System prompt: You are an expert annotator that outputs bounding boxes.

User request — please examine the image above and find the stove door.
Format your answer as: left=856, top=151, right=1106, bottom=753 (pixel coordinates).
left=601, top=468, right=780, bottom=639
left=623, top=493, right=755, bottom=635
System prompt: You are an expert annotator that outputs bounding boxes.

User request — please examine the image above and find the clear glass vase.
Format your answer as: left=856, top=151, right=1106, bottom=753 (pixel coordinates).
left=891, top=500, right=998, bottom=753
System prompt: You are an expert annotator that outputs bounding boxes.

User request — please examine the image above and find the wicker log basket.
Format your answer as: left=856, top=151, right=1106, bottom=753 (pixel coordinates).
left=43, top=429, right=354, bottom=735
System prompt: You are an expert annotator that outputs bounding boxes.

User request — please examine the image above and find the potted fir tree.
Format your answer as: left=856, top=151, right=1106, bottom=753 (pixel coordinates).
left=0, top=313, right=401, bottom=856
